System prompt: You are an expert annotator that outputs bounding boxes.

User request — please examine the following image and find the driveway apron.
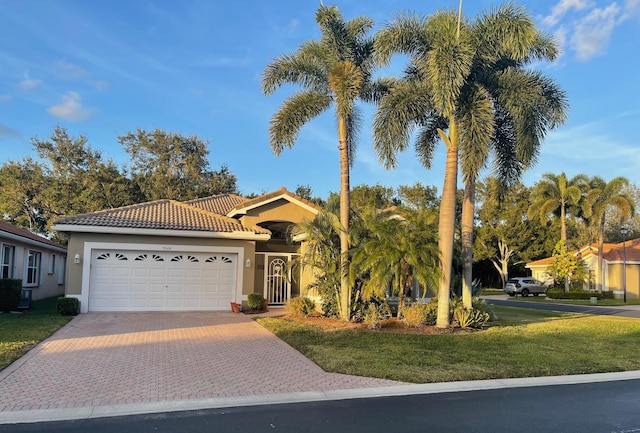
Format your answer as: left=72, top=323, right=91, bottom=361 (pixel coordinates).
left=0, top=312, right=401, bottom=414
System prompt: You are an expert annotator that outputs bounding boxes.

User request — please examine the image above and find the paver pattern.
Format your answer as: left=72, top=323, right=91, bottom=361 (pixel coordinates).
left=0, top=312, right=402, bottom=413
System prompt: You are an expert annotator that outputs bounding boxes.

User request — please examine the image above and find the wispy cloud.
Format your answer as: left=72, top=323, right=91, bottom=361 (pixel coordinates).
left=54, top=59, right=88, bottom=79
left=541, top=0, right=629, bottom=61
left=0, top=94, right=12, bottom=103
left=0, top=124, right=21, bottom=140
left=47, top=91, right=93, bottom=121
left=18, top=79, right=42, bottom=90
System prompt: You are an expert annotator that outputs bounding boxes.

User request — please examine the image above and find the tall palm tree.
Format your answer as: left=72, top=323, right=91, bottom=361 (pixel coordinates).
left=529, top=172, right=588, bottom=291
left=583, top=176, right=634, bottom=292
left=354, top=207, right=440, bottom=316
left=373, top=4, right=567, bottom=325
left=262, top=5, right=386, bottom=320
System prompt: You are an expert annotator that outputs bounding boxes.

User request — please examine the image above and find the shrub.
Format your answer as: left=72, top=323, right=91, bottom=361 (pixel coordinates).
left=546, top=288, right=614, bottom=300
left=0, top=279, right=22, bottom=312
left=56, top=296, right=80, bottom=316
left=247, top=292, right=264, bottom=310
left=402, top=303, right=430, bottom=328
left=453, top=306, right=490, bottom=329
left=285, top=296, right=316, bottom=317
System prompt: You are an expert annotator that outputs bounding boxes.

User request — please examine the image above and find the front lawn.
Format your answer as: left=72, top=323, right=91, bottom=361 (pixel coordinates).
left=257, top=306, right=640, bottom=383
left=505, top=296, right=640, bottom=306
left=0, top=297, right=73, bottom=371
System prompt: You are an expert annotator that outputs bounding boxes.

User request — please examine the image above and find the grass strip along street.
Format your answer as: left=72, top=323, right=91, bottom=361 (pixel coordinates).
left=258, top=306, right=640, bottom=383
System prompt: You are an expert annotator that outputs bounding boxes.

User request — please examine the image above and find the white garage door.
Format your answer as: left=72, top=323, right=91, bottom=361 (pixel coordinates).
left=89, top=249, right=238, bottom=312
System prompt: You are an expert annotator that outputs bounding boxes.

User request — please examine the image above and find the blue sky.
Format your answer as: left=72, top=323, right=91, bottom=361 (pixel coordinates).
left=1, top=0, right=639, bottom=199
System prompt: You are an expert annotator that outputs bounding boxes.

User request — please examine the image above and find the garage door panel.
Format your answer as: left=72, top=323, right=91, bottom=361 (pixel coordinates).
left=89, top=249, right=238, bottom=311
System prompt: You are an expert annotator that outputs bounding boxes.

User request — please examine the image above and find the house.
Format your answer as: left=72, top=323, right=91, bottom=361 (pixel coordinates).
left=52, top=188, right=320, bottom=313
left=0, top=220, right=67, bottom=301
left=526, top=238, right=640, bottom=299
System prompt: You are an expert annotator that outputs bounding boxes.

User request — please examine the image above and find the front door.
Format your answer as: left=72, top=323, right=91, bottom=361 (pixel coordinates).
left=265, top=254, right=290, bottom=305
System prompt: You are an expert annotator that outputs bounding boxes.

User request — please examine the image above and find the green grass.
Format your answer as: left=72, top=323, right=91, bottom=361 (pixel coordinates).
left=505, top=296, right=640, bottom=306
left=258, top=306, right=640, bottom=383
left=0, top=297, right=73, bottom=371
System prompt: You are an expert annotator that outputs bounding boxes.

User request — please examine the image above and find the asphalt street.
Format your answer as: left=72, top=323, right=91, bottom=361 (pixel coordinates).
left=485, top=297, right=640, bottom=318
left=2, top=379, right=640, bottom=433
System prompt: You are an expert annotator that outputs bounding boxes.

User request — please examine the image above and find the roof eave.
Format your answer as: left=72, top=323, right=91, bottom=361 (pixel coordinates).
left=0, top=230, right=67, bottom=253
left=227, top=193, right=320, bottom=218
left=51, top=224, right=270, bottom=241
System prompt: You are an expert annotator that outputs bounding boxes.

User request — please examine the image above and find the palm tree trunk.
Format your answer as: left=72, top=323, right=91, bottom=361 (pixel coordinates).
left=436, top=121, right=459, bottom=328
left=597, top=220, right=605, bottom=293
left=338, top=115, right=351, bottom=320
left=561, top=202, right=569, bottom=292
left=461, top=180, right=474, bottom=308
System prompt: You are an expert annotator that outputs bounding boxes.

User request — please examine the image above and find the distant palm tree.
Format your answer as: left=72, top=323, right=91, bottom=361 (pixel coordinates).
left=262, top=5, right=388, bottom=320
left=583, top=176, right=635, bottom=292
left=373, top=4, right=567, bottom=325
left=354, top=208, right=440, bottom=316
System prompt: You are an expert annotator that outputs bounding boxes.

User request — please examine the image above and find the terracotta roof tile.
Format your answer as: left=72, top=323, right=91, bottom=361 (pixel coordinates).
left=54, top=200, right=267, bottom=234
left=185, top=194, right=247, bottom=215
left=0, top=220, right=66, bottom=249
left=528, top=238, right=640, bottom=266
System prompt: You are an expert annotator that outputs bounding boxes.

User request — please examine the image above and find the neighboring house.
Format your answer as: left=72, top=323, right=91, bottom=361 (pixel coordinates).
left=526, top=238, right=640, bottom=299
left=0, top=220, right=67, bottom=301
left=52, top=188, right=320, bottom=313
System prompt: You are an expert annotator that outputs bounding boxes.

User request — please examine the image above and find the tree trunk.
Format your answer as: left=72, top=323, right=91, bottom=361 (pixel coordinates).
left=597, top=219, right=605, bottom=293
left=561, top=202, right=569, bottom=292
left=338, top=116, right=351, bottom=321
left=436, top=121, right=459, bottom=328
left=461, top=180, right=474, bottom=308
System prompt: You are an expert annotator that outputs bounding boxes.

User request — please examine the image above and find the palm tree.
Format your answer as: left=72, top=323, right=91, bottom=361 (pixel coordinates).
left=583, top=176, right=635, bottom=292
left=373, top=4, right=567, bottom=326
left=354, top=208, right=440, bottom=316
left=262, top=5, right=386, bottom=320
left=529, top=172, right=588, bottom=291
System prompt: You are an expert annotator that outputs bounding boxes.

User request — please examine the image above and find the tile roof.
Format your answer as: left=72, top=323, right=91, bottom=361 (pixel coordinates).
left=527, top=238, right=640, bottom=266
left=0, top=220, right=66, bottom=249
left=229, top=187, right=322, bottom=214
left=54, top=200, right=270, bottom=234
left=185, top=194, right=247, bottom=215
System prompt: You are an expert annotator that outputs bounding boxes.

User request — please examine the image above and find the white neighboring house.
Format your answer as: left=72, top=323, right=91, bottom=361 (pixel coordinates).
left=526, top=238, right=640, bottom=298
left=0, top=220, right=67, bottom=301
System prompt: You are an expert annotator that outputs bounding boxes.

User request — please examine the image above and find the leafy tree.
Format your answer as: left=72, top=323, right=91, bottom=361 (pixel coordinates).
left=603, top=184, right=640, bottom=242
left=351, top=184, right=398, bottom=210
left=0, top=158, right=47, bottom=233
left=295, top=185, right=326, bottom=207
left=119, top=128, right=237, bottom=202
left=373, top=3, right=566, bottom=325
left=582, top=176, right=634, bottom=292
left=262, top=5, right=389, bottom=320
left=396, top=182, right=439, bottom=210
left=474, top=179, right=554, bottom=289
left=547, top=240, right=588, bottom=289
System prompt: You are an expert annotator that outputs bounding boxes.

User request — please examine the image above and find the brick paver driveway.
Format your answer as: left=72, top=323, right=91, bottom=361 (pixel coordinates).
left=0, top=312, right=401, bottom=413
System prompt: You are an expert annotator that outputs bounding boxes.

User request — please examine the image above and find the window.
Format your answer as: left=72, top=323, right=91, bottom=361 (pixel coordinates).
left=57, top=256, right=66, bottom=285
left=48, top=254, right=56, bottom=275
left=25, top=250, right=42, bottom=286
left=1, top=244, right=15, bottom=279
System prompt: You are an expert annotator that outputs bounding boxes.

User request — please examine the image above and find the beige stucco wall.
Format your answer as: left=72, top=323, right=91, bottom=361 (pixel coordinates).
left=64, top=232, right=257, bottom=298
left=607, top=263, right=640, bottom=299
left=239, top=199, right=316, bottom=228
left=1, top=235, right=66, bottom=301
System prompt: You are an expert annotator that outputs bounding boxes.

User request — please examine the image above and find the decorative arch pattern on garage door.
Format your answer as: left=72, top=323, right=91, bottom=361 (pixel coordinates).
left=89, top=249, right=238, bottom=312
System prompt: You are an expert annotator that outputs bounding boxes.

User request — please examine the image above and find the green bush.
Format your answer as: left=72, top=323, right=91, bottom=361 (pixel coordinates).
left=0, top=279, right=22, bottom=312
left=285, top=296, right=316, bottom=317
left=546, top=288, right=614, bottom=300
left=56, top=296, right=80, bottom=316
left=247, top=292, right=264, bottom=310
left=453, top=306, right=490, bottom=329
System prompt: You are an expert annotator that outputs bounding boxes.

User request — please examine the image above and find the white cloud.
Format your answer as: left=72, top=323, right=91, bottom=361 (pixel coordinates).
left=571, top=3, right=622, bottom=61
left=0, top=124, right=21, bottom=140
left=542, top=0, right=594, bottom=27
left=55, top=59, right=88, bottom=79
left=47, top=91, right=93, bottom=121
left=91, top=80, right=109, bottom=90
left=18, top=79, right=42, bottom=90
left=0, top=94, right=12, bottom=103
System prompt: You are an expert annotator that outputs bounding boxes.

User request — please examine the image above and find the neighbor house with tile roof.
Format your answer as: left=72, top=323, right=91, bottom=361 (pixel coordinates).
left=52, top=188, right=320, bottom=313
left=526, top=238, right=640, bottom=298
left=0, top=220, right=67, bottom=301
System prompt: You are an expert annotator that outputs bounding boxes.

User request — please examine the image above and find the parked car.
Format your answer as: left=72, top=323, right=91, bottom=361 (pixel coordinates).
left=504, top=277, right=548, bottom=297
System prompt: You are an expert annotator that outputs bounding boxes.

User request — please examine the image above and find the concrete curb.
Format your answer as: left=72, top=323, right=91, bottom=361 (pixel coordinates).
left=3, top=370, right=640, bottom=425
